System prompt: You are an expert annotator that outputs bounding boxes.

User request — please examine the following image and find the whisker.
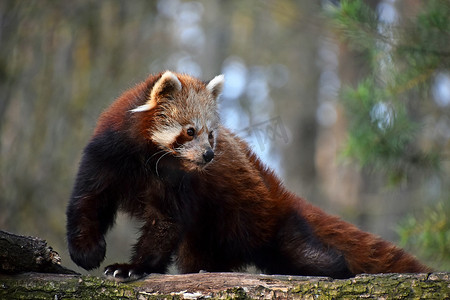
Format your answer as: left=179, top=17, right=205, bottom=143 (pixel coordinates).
left=201, top=169, right=213, bottom=177
left=146, top=149, right=167, bottom=166
left=155, top=151, right=171, bottom=178
left=209, top=151, right=224, bottom=164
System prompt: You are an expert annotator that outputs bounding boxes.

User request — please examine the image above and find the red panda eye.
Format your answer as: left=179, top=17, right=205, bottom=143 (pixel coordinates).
left=187, top=128, right=195, bottom=136
left=208, top=131, right=214, bottom=139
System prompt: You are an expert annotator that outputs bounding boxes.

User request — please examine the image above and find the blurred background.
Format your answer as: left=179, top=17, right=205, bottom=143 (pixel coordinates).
left=1, top=0, right=449, bottom=275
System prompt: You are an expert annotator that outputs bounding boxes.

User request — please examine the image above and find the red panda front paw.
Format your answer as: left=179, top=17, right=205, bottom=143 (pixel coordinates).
left=104, top=263, right=148, bottom=282
left=68, top=234, right=106, bottom=271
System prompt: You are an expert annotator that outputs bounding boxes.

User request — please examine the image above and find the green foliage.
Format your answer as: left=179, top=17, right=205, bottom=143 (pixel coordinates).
left=414, top=0, right=450, bottom=55
left=397, top=201, right=450, bottom=270
left=332, top=0, right=448, bottom=182
left=333, top=0, right=378, bottom=50
left=331, top=0, right=450, bottom=267
left=341, top=79, right=422, bottom=175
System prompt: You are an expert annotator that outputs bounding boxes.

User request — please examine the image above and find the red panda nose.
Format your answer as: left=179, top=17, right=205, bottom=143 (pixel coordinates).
left=203, top=149, right=214, bottom=163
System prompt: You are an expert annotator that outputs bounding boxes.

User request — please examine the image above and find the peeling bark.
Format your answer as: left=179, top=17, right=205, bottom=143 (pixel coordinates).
left=1, top=272, right=449, bottom=299
left=1, top=231, right=448, bottom=299
left=0, top=231, right=77, bottom=275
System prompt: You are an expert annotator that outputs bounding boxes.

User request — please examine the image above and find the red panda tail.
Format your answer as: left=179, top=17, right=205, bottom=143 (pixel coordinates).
left=298, top=200, right=432, bottom=274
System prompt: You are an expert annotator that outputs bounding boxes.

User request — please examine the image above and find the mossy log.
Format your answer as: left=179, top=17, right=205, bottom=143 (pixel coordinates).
left=1, top=231, right=449, bottom=299
left=1, top=272, right=449, bottom=299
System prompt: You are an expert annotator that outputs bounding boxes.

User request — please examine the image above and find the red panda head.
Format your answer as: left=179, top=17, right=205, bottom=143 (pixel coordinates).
left=131, top=71, right=224, bottom=171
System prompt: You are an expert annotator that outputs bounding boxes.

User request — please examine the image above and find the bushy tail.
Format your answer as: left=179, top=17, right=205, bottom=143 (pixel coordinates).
left=298, top=200, right=432, bottom=274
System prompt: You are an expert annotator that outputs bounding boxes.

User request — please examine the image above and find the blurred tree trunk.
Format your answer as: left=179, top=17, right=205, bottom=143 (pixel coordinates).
left=201, top=0, right=232, bottom=77
left=277, top=2, right=324, bottom=205
left=328, top=0, right=384, bottom=233
left=327, top=0, right=432, bottom=241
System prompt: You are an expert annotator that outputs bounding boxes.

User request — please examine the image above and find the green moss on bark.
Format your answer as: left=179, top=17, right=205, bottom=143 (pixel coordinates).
left=1, top=272, right=449, bottom=299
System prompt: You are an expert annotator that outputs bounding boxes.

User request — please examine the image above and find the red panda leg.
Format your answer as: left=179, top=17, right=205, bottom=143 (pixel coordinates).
left=176, top=237, right=211, bottom=273
left=66, top=134, right=123, bottom=271
left=176, top=233, right=234, bottom=273
left=66, top=193, right=118, bottom=271
left=104, top=215, right=181, bottom=281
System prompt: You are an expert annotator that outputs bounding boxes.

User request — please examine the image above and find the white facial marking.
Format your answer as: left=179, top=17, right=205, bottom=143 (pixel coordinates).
left=151, top=123, right=183, bottom=147
left=192, top=118, right=201, bottom=130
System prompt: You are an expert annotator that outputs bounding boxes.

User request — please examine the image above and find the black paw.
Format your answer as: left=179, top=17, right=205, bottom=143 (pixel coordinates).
left=104, top=263, right=147, bottom=282
left=68, top=236, right=106, bottom=271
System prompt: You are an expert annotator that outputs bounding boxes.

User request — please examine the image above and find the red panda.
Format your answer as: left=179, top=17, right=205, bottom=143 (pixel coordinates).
left=66, top=71, right=431, bottom=281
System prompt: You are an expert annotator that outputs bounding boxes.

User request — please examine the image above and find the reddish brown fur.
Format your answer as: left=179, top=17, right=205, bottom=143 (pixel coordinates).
left=237, top=137, right=430, bottom=274
left=299, top=202, right=430, bottom=273
left=182, top=130, right=431, bottom=275
left=66, top=72, right=431, bottom=281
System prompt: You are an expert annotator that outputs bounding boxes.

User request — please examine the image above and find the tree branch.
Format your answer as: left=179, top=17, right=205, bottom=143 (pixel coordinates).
left=1, top=272, right=449, bottom=299
left=1, top=230, right=449, bottom=299
left=0, top=231, right=78, bottom=275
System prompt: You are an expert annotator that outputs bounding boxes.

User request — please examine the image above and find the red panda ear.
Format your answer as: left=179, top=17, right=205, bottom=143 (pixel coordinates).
left=131, top=71, right=182, bottom=113
left=207, top=75, right=224, bottom=100
left=151, top=71, right=182, bottom=100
